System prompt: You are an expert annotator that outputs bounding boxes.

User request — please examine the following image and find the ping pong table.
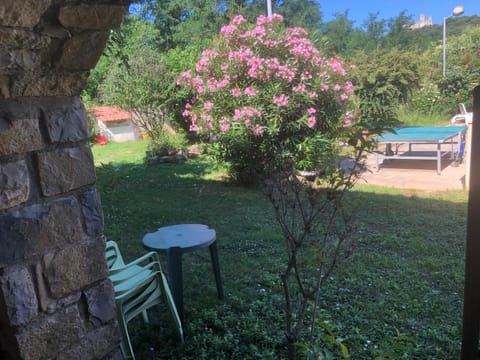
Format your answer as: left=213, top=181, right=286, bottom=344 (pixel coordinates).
left=374, top=126, right=466, bottom=175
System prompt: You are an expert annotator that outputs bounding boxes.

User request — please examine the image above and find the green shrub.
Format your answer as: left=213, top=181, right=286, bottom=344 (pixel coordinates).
left=410, top=82, right=441, bottom=115
left=148, top=131, right=187, bottom=157
left=436, top=66, right=474, bottom=115
left=86, top=113, right=100, bottom=142
left=352, top=48, right=423, bottom=129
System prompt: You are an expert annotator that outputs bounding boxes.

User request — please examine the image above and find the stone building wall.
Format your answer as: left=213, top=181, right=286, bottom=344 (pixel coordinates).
left=0, top=1, right=131, bottom=359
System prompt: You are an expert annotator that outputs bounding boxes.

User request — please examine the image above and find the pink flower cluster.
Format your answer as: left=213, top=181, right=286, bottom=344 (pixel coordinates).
left=233, top=106, right=262, bottom=130
left=307, top=107, right=316, bottom=128
left=272, top=94, right=289, bottom=107
left=343, top=111, right=353, bottom=127
left=177, top=13, right=354, bottom=137
left=245, top=86, right=259, bottom=96
left=234, top=106, right=262, bottom=120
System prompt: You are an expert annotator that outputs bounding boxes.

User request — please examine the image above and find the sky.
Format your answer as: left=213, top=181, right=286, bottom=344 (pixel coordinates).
left=320, top=0, right=479, bottom=26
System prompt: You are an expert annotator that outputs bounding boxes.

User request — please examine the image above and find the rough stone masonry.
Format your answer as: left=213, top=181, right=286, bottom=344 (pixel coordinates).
left=0, top=1, right=131, bottom=359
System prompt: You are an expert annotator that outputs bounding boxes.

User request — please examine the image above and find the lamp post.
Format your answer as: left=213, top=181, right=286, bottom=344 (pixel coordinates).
left=443, top=5, right=465, bottom=77
left=265, top=0, right=273, bottom=16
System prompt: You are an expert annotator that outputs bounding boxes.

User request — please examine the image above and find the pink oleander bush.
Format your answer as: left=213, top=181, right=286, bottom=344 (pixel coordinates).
left=178, top=13, right=356, bottom=184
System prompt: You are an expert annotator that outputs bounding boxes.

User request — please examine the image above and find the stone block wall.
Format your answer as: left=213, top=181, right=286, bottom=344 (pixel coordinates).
left=0, top=1, right=131, bottom=359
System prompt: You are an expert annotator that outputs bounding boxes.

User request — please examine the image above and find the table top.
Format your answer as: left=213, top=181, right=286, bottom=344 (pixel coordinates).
left=143, top=224, right=216, bottom=252
left=376, top=126, right=466, bottom=143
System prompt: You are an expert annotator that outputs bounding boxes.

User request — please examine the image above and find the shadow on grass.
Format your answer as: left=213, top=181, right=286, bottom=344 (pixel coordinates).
left=96, top=158, right=468, bottom=360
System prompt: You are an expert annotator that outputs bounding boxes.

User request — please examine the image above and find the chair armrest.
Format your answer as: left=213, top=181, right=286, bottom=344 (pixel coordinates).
left=108, top=251, right=167, bottom=298
left=113, top=270, right=161, bottom=300
left=110, top=251, right=161, bottom=271
left=109, top=259, right=159, bottom=285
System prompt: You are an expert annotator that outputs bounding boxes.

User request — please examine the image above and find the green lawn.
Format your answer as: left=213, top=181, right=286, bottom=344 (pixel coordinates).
left=92, top=141, right=468, bottom=359
left=92, top=140, right=150, bottom=166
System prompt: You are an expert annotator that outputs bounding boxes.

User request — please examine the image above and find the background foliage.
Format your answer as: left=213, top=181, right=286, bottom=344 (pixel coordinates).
left=83, top=1, right=480, bottom=131
left=351, top=48, right=423, bottom=127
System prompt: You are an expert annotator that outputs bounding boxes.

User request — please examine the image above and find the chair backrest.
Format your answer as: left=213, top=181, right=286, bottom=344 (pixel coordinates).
left=459, top=103, right=468, bottom=114
left=106, top=240, right=126, bottom=269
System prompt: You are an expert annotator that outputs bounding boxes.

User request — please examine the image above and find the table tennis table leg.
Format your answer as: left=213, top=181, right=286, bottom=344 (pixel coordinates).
left=437, top=143, right=441, bottom=175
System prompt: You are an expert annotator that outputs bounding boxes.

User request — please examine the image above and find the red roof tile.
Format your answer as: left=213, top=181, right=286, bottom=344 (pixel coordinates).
left=88, top=106, right=132, bottom=122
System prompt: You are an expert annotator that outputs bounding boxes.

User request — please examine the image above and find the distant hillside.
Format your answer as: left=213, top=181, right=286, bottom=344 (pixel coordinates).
left=413, top=15, right=480, bottom=44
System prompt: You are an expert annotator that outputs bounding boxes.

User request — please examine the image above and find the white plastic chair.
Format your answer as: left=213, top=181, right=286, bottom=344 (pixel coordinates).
left=106, top=240, right=184, bottom=359
left=451, top=103, right=473, bottom=124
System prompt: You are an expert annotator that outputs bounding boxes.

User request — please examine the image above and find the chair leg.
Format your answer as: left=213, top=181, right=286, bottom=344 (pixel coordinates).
left=141, top=310, right=150, bottom=324
left=117, top=310, right=136, bottom=360
left=160, top=272, right=184, bottom=342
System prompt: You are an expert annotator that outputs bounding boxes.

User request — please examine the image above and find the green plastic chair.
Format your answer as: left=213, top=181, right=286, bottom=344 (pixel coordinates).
left=106, top=240, right=184, bottom=359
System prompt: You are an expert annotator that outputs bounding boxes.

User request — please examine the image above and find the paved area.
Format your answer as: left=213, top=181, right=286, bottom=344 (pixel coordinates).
left=358, top=150, right=467, bottom=191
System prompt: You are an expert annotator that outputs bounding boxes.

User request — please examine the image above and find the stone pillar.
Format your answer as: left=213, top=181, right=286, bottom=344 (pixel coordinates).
left=0, top=1, right=130, bottom=359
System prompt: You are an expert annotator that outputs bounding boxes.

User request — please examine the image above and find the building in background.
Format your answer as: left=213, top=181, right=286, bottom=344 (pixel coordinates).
left=88, top=106, right=142, bottom=142
left=410, top=14, right=433, bottom=29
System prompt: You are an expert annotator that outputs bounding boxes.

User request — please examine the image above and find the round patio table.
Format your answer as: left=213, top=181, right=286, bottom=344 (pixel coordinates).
left=143, top=224, right=224, bottom=323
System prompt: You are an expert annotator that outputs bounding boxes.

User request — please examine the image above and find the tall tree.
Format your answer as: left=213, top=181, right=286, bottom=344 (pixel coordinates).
left=99, top=46, right=178, bottom=141
left=361, top=12, right=386, bottom=50
left=383, top=11, right=416, bottom=49
left=137, top=0, right=186, bottom=50
left=83, top=15, right=161, bottom=105
left=137, top=0, right=233, bottom=50
left=275, top=0, right=322, bottom=29
left=321, top=11, right=355, bottom=56
left=225, top=0, right=323, bottom=32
